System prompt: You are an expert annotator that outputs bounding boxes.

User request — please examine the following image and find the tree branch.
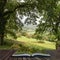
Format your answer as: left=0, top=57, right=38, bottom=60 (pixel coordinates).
left=3, top=2, right=36, bottom=16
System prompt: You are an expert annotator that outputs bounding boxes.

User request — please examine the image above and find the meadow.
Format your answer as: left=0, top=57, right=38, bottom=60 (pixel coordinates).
left=17, top=36, right=55, bottom=50
left=0, top=36, right=56, bottom=54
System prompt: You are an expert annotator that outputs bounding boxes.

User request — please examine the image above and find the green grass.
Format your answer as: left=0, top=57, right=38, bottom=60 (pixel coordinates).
left=0, top=45, right=10, bottom=49
left=17, top=36, right=55, bottom=50
left=0, top=36, right=56, bottom=54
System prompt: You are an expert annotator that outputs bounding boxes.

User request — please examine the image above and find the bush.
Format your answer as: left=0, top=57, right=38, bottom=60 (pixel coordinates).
left=4, top=39, right=13, bottom=46
left=21, top=32, right=26, bottom=36
left=37, top=40, right=45, bottom=43
left=10, top=44, right=20, bottom=50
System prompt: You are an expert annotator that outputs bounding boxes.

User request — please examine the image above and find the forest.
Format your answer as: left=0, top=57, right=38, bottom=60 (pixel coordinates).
left=0, top=0, right=60, bottom=54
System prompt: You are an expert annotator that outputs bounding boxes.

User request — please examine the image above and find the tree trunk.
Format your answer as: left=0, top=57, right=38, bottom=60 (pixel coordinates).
left=56, top=36, right=60, bottom=50
left=0, top=18, right=6, bottom=45
left=0, top=0, right=9, bottom=45
left=56, top=40, right=58, bottom=50
left=54, top=21, right=60, bottom=50
left=0, top=33, right=4, bottom=45
left=0, top=23, right=5, bottom=45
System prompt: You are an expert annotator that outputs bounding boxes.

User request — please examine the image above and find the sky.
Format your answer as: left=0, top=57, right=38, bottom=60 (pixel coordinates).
left=17, top=0, right=45, bottom=25
left=16, top=0, right=46, bottom=31
left=16, top=11, right=44, bottom=25
left=17, top=0, right=25, bottom=2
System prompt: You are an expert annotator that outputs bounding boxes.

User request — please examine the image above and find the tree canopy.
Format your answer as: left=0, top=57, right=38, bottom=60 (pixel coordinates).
left=35, top=0, right=60, bottom=49
left=0, top=0, right=60, bottom=48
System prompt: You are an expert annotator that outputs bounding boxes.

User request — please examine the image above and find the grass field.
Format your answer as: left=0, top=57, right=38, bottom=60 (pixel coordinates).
left=17, top=36, right=55, bottom=50
left=0, top=36, right=56, bottom=53
left=14, top=36, right=55, bottom=53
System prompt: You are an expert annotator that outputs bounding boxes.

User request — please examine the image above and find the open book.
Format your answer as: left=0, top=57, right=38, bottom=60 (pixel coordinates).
left=12, top=53, right=51, bottom=58
left=32, top=53, right=51, bottom=58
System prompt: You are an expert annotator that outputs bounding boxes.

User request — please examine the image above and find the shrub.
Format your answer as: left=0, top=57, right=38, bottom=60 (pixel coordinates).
left=37, top=40, right=45, bottom=43
left=4, top=39, right=13, bottom=46
left=10, top=44, right=20, bottom=50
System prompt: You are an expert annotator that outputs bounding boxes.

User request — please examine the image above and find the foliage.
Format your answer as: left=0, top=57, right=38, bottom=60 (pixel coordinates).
left=4, top=39, right=13, bottom=46
left=0, top=0, right=60, bottom=48
left=35, top=0, right=60, bottom=49
left=10, top=43, right=20, bottom=50
left=0, top=0, right=23, bottom=45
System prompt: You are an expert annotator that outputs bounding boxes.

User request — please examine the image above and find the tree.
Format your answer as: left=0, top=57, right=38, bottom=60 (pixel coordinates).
left=0, top=0, right=60, bottom=48
left=0, top=0, right=23, bottom=45
left=35, top=0, right=60, bottom=49
left=0, top=0, right=8, bottom=45
left=0, top=0, right=38, bottom=45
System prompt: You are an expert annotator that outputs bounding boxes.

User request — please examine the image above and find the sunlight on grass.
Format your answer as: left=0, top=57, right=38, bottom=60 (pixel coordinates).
left=17, top=36, right=37, bottom=43
left=0, top=36, right=55, bottom=54
left=17, top=36, right=55, bottom=50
